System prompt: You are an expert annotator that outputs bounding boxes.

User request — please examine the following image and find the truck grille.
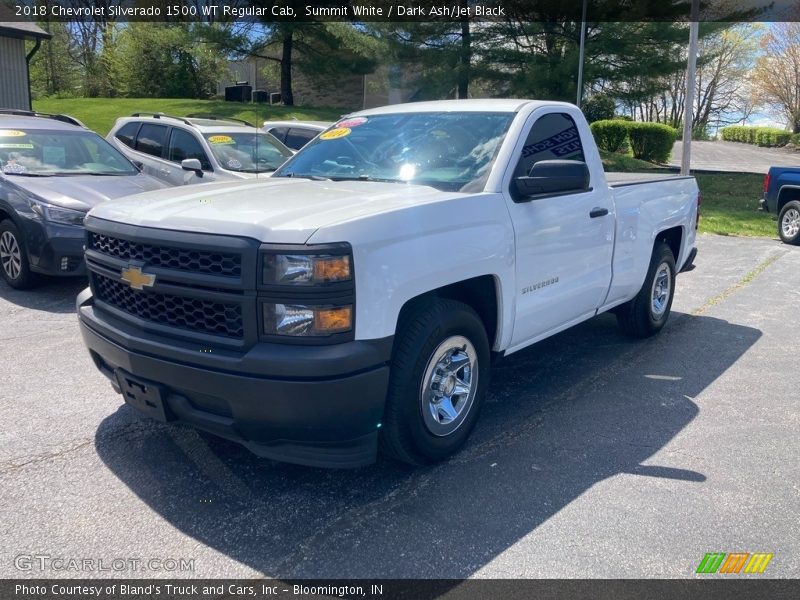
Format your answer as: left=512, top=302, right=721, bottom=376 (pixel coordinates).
left=93, top=273, right=244, bottom=338
left=89, top=232, right=241, bottom=277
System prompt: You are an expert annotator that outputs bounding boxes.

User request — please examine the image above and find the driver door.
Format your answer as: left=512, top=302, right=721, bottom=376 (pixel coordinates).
left=505, top=111, right=614, bottom=347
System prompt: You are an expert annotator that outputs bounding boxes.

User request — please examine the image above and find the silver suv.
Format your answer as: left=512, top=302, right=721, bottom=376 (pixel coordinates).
left=107, top=113, right=293, bottom=186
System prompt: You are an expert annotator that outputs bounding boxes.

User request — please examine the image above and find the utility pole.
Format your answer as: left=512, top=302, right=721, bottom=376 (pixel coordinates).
left=576, top=0, right=588, bottom=107
left=681, top=0, right=700, bottom=175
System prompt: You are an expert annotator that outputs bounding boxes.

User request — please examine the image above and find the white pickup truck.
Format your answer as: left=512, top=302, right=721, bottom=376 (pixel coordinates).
left=77, top=99, right=699, bottom=468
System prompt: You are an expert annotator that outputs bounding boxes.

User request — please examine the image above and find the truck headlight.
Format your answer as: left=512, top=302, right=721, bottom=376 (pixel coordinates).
left=263, top=303, right=353, bottom=336
left=262, top=253, right=351, bottom=285
left=29, top=198, right=86, bottom=226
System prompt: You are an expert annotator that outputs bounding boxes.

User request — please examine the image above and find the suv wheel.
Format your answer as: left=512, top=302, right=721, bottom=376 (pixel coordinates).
left=0, top=220, right=37, bottom=289
left=379, top=299, right=490, bottom=465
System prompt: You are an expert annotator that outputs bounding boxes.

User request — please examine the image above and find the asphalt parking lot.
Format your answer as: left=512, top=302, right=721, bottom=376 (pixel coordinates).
left=1, top=234, right=798, bottom=579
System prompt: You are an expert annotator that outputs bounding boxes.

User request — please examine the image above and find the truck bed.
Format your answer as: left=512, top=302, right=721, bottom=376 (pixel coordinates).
left=606, top=172, right=694, bottom=188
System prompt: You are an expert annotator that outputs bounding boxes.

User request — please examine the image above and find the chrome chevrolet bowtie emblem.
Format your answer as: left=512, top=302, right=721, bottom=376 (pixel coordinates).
left=120, top=266, right=156, bottom=290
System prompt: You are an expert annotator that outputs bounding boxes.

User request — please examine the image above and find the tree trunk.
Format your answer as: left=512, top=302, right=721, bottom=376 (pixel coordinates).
left=457, top=5, right=470, bottom=99
left=281, top=30, right=294, bottom=106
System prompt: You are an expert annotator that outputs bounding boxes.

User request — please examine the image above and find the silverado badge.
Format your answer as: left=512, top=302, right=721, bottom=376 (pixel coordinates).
left=120, top=266, right=156, bottom=290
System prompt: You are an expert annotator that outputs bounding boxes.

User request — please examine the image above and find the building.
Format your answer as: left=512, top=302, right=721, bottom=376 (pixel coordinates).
left=0, top=22, right=51, bottom=110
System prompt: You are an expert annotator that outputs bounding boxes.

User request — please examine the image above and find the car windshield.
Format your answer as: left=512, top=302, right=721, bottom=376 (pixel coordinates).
left=272, top=111, right=515, bottom=192
left=0, top=128, right=137, bottom=176
left=203, top=131, right=292, bottom=173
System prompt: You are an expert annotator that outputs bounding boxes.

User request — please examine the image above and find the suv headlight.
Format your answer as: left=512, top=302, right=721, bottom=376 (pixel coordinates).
left=29, top=198, right=86, bottom=227
left=262, top=253, right=351, bottom=285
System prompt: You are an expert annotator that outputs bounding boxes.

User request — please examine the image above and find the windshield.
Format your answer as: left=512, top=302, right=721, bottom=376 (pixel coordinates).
left=0, top=128, right=137, bottom=176
left=273, top=112, right=515, bottom=192
left=204, top=132, right=292, bottom=173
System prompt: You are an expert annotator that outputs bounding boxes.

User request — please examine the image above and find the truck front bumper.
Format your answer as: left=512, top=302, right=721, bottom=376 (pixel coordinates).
left=77, top=289, right=391, bottom=468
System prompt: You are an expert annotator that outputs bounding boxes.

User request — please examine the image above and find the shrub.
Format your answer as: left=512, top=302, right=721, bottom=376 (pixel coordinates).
left=791, top=133, right=800, bottom=145
left=755, top=127, right=791, bottom=147
left=582, top=94, right=616, bottom=123
left=590, top=119, right=629, bottom=153
left=627, top=122, right=678, bottom=163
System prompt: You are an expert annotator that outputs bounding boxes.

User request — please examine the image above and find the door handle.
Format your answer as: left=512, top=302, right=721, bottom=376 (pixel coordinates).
left=590, top=207, right=609, bottom=218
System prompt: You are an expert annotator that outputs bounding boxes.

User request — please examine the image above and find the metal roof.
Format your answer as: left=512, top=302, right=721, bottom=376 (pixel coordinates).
left=0, top=21, right=51, bottom=40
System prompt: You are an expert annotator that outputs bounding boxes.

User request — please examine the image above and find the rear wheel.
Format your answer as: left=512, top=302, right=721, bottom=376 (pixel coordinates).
left=0, top=220, right=37, bottom=289
left=380, top=299, right=490, bottom=465
left=778, top=201, right=800, bottom=245
left=616, top=242, right=675, bottom=338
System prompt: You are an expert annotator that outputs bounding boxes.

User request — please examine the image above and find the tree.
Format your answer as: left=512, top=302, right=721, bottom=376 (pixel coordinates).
left=113, top=23, right=227, bottom=98
left=28, top=21, right=78, bottom=98
left=752, top=22, right=800, bottom=133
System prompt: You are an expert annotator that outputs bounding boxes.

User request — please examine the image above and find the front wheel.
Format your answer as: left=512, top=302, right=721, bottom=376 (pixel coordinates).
left=0, top=220, right=37, bottom=290
left=778, top=201, right=800, bottom=245
left=379, top=299, right=490, bottom=465
left=616, top=242, right=676, bottom=338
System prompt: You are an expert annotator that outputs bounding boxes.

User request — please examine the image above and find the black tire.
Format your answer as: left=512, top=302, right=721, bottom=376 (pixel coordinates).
left=616, top=242, right=675, bottom=338
left=0, top=219, right=38, bottom=290
left=380, top=298, right=490, bottom=465
left=778, top=200, right=800, bottom=245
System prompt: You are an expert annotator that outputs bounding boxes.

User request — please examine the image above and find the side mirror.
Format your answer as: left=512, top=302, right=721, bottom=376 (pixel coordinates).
left=181, top=158, right=203, bottom=177
left=514, top=160, right=590, bottom=200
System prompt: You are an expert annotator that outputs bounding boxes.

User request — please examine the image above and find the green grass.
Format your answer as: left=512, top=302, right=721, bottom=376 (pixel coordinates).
left=32, top=97, right=344, bottom=136
left=694, top=172, right=775, bottom=238
left=601, top=150, right=775, bottom=238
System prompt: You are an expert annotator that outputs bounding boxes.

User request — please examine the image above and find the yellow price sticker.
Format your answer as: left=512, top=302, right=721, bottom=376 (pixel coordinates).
left=319, top=127, right=351, bottom=140
left=0, top=130, right=26, bottom=137
left=208, top=135, right=234, bottom=145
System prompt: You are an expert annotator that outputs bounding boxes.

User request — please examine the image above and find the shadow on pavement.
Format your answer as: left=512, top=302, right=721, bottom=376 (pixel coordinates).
left=0, top=277, right=87, bottom=314
left=95, top=310, right=760, bottom=578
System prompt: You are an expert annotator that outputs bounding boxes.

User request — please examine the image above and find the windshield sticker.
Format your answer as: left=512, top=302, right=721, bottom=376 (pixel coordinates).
left=43, top=146, right=66, bottom=166
left=226, top=158, right=242, bottom=169
left=0, top=143, right=34, bottom=149
left=336, top=117, right=367, bottom=128
left=431, top=130, right=449, bottom=138
left=208, top=135, right=235, bottom=145
left=2, top=161, right=27, bottom=174
left=0, top=130, right=26, bottom=137
left=320, top=127, right=351, bottom=140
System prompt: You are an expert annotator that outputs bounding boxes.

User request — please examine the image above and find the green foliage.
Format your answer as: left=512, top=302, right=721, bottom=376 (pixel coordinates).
left=791, top=133, right=800, bottom=145
left=582, top=94, right=615, bottom=123
left=27, top=22, right=79, bottom=99
left=590, top=120, right=629, bottom=153
left=755, top=128, right=791, bottom=147
left=627, top=122, right=677, bottom=163
left=722, top=126, right=791, bottom=146
left=112, top=23, right=227, bottom=98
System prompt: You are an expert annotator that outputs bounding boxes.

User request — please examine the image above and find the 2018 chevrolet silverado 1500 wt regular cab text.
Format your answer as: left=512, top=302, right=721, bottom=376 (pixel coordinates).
left=77, top=99, right=700, bottom=468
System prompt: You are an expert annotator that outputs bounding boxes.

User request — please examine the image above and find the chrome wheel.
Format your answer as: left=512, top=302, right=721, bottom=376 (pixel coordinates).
left=781, top=208, right=800, bottom=239
left=0, top=230, right=22, bottom=280
left=651, top=261, right=671, bottom=317
left=420, top=335, right=478, bottom=437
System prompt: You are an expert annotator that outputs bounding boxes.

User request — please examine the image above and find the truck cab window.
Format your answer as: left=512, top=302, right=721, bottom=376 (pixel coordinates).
left=514, top=113, right=586, bottom=180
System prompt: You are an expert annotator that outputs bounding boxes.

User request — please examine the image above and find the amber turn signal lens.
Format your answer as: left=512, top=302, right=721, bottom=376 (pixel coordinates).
left=314, top=306, right=353, bottom=333
left=312, top=256, right=351, bottom=282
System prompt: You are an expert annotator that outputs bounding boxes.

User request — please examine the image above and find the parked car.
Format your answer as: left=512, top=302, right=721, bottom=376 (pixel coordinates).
left=107, top=113, right=293, bottom=186
left=761, top=165, right=800, bottom=244
left=77, top=99, right=699, bottom=468
left=262, top=120, right=332, bottom=150
left=0, top=110, right=166, bottom=289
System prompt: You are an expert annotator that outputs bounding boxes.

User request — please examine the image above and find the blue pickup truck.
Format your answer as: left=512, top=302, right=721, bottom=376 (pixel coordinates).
left=762, top=166, right=800, bottom=244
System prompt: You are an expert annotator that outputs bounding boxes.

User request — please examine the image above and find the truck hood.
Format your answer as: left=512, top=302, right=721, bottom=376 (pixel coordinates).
left=87, top=178, right=463, bottom=243
left=10, top=173, right=166, bottom=212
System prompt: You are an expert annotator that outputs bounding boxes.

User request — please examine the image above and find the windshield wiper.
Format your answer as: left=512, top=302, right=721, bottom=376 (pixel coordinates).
left=329, top=175, right=405, bottom=184
left=278, top=173, right=330, bottom=181
left=2, top=171, right=52, bottom=177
